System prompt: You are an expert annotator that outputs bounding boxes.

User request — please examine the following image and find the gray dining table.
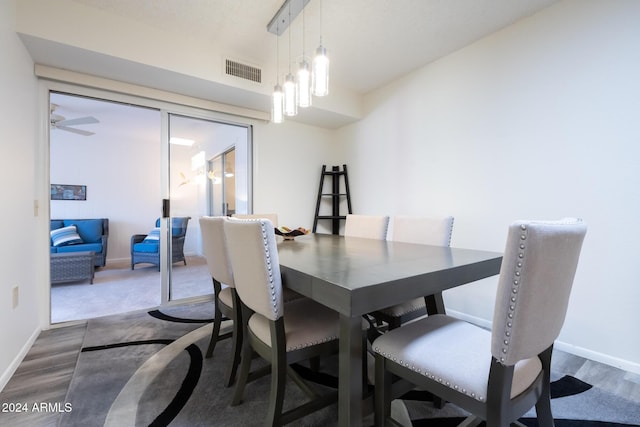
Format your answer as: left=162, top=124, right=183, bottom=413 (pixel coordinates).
left=277, top=233, right=503, bottom=427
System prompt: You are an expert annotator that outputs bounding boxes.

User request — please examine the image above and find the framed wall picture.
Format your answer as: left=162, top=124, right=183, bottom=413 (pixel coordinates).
left=51, top=184, right=87, bottom=201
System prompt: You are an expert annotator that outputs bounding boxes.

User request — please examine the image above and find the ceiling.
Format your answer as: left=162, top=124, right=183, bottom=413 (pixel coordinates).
left=28, top=0, right=561, bottom=128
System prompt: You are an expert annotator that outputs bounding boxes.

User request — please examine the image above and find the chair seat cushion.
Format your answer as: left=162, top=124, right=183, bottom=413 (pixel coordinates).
left=249, top=298, right=339, bottom=352
left=372, top=315, right=542, bottom=402
left=219, top=286, right=233, bottom=309
left=377, top=298, right=426, bottom=317
left=57, top=243, right=102, bottom=254
left=133, top=242, right=159, bottom=253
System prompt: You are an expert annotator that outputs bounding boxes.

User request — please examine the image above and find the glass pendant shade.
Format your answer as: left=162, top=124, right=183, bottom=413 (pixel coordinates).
left=272, top=84, right=284, bottom=123
left=312, top=45, right=329, bottom=97
left=283, top=73, right=298, bottom=116
left=297, top=59, right=312, bottom=108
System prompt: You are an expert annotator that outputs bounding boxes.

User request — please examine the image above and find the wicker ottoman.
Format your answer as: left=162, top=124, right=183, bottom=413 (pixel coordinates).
left=51, top=251, right=96, bottom=284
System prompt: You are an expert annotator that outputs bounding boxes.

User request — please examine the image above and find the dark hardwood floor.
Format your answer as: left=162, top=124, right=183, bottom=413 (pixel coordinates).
left=0, top=322, right=86, bottom=426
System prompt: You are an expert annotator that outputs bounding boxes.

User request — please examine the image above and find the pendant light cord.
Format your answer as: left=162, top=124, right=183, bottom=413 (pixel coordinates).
left=288, top=3, right=292, bottom=73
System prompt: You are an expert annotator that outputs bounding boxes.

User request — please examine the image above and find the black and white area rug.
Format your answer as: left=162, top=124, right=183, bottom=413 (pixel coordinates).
left=60, top=302, right=640, bottom=426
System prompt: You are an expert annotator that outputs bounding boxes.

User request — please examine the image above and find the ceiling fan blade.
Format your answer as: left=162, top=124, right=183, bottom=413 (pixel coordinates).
left=56, top=116, right=99, bottom=126
left=56, top=126, right=95, bottom=136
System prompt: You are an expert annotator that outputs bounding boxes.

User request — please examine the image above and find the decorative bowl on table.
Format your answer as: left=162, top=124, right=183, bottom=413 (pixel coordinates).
left=275, top=226, right=311, bottom=240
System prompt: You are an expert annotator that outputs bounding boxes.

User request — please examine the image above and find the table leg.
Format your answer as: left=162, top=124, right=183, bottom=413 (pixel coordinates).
left=425, top=291, right=446, bottom=315
left=339, top=314, right=363, bottom=427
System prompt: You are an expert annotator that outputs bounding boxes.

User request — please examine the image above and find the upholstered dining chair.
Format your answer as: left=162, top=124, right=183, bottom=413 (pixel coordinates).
left=371, top=216, right=455, bottom=329
left=199, top=216, right=242, bottom=387
left=344, top=214, right=390, bottom=240
left=232, top=213, right=279, bottom=227
left=225, top=218, right=340, bottom=426
left=373, top=218, right=587, bottom=427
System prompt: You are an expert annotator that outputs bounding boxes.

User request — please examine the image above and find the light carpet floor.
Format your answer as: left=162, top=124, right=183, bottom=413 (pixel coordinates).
left=51, top=256, right=212, bottom=323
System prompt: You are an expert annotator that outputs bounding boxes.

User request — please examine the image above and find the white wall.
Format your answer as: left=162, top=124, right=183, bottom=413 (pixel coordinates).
left=252, top=119, right=341, bottom=232
left=338, top=0, right=640, bottom=372
left=0, top=0, right=42, bottom=390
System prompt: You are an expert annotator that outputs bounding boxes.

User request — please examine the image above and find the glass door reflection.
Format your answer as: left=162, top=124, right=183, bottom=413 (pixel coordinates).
left=168, top=114, right=216, bottom=301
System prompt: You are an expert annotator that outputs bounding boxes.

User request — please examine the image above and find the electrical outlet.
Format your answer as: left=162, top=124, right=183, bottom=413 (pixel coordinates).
left=12, top=286, right=19, bottom=309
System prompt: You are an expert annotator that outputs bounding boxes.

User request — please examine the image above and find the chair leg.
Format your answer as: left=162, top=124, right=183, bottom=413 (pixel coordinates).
left=535, top=346, right=555, bottom=427
left=230, top=335, right=252, bottom=406
left=266, top=340, right=287, bottom=427
left=535, top=393, right=555, bottom=427
left=374, top=353, right=393, bottom=427
left=224, top=310, right=243, bottom=387
left=206, top=300, right=223, bottom=359
left=231, top=304, right=254, bottom=407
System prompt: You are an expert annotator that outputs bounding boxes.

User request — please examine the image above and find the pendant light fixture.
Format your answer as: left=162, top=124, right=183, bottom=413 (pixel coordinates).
left=272, top=21, right=284, bottom=123
left=312, top=0, right=329, bottom=97
left=296, top=7, right=312, bottom=108
left=282, top=2, right=298, bottom=116
left=267, top=0, right=329, bottom=123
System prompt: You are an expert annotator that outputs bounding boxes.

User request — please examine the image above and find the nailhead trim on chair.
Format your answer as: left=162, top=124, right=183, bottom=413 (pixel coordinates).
left=500, top=223, right=528, bottom=364
left=259, top=220, right=281, bottom=319
left=373, top=347, right=486, bottom=402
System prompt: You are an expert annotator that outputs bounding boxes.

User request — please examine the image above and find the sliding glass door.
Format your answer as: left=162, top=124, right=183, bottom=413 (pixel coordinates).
left=47, top=86, right=252, bottom=322
left=167, top=114, right=250, bottom=301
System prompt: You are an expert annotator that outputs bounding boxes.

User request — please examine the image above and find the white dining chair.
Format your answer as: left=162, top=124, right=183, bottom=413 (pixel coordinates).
left=225, top=218, right=340, bottom=426
left=371, top=215, right=454, bottom=329
left=199, top=216, right=242, bottom=387
left=232, top=213, right=279, bottom=227
left=373, top=218, right=587, bottom=427
left=344, top=214, right=389, bottom=240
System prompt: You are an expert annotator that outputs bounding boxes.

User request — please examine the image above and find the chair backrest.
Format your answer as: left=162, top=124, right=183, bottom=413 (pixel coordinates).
left=491, top=218, right=587, bottom=365
left=224, top=218, right=284, bottom=321
left=155, top=217, right=190, bottom=237
left=344, top=214, right=390, bottom=240
left=232, top=213, right=279, bottom=227
left=199, top=216, right=234, bottom=286
left=391, top=216, right=454, bottom=246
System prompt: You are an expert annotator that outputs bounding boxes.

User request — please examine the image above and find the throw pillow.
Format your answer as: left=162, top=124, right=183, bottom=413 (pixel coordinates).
left=51, top=225, right=84, bottom=247
left=143, top=227, right=161, bottom=243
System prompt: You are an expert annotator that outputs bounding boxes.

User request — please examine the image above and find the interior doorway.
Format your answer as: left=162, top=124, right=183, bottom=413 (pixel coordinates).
left=48, top=91, right=252, bottom=323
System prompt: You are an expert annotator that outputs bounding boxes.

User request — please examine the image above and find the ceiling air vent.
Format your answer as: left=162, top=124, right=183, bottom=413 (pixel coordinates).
left=225, top=59, right=262, bottom=83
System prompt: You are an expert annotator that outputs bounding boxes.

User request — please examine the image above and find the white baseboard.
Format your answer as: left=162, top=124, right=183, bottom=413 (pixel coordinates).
left=553, top=341, right=640, bottom=376
left=0, top=327, right=41, bottom=392
left=447, top=309, right=640, bottom=376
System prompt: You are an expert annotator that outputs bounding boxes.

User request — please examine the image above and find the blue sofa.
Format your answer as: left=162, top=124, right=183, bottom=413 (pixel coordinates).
left=50, top=218, right=109, bottom=267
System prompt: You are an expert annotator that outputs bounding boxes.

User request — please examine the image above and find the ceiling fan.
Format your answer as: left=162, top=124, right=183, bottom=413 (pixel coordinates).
left=50, top=103, right=100, bottom=136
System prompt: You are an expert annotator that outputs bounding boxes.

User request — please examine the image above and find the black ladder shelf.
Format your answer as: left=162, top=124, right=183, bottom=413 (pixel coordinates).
left=312, top=165, right=353, bottom=234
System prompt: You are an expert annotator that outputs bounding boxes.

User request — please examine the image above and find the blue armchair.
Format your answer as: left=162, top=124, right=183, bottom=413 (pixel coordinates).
left=130, top=217, right=190, bottom=270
